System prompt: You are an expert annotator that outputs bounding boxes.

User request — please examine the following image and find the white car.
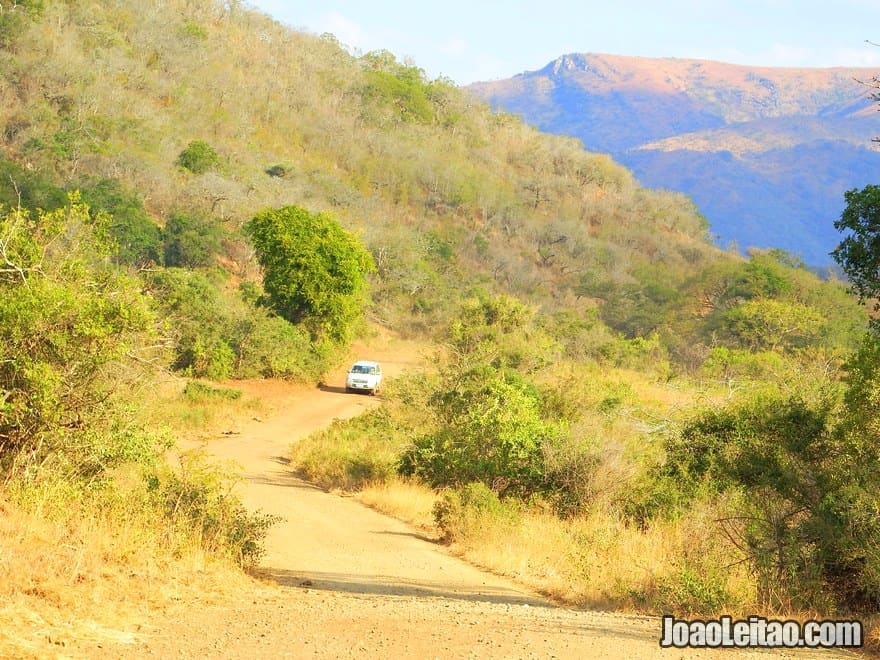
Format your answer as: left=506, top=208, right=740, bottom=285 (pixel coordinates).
left=345, top=360, right=382, bottom=395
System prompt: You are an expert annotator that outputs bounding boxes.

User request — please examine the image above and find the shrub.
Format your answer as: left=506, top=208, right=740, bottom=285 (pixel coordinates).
left=432, top=482, right=522, bottom=543
left=176, top=140, right=221, bottom=174
left=399, top=368, right=563, bottom=498
left=291, top=409, right=403, bottom=490
left=449, top=295, right=559, bottom=373
left=177, top=334, right=236, bottom=380
left=148, top=268, right=334, bottom=381
left=162, top=212, right=223, bottom=268
left=0, top=199, right=158, bottom=473
left=656, top=566, right=730, bottom=615
left=149, top=453, right=279, bottom=567
left=233, top=313, right=329, bottom=380
left=644, top=388, right=880, bottom=611
left=0, top=0, right=43, bottom=49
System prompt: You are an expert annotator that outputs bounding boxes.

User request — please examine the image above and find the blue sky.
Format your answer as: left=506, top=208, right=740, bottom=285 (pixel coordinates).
left=247, top=1, right=880, bottom=85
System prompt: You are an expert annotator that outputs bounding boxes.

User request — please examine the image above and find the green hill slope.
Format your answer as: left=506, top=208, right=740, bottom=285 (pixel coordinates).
left=4, top=1, right=880, bottom=644
left=0, top=2, right=715, bottom=324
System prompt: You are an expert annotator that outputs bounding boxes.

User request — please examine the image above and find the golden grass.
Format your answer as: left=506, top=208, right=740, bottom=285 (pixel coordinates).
left=357, top=473, right=880, bottom=653
left=356, top=480, right=439, bottom=534
left=0, top=377, right=280, bottom=657
left=446, top=504, right=753, bottom=615
left=353, top=476, right=758, bottom=617
left=0, top=495, right=254, bottom=658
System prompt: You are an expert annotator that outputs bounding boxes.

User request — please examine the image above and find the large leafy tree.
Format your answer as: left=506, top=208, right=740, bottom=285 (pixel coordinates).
left=244, top=206, right=374, bottom=343
left=723, top=298, right=823, bottom=352
left=78, top=177, right=162, bottom=267
left=832, top=184, right=880, bottom=316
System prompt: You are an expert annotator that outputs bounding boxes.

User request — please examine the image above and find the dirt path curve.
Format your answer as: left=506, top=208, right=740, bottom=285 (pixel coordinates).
left=88, top=334, right=863, bottom=659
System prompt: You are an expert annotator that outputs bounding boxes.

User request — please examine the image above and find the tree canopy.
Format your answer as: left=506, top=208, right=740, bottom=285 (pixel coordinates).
left=833, top=184, right=880, bottom=316
left=244, top=206, right=375, bottom=344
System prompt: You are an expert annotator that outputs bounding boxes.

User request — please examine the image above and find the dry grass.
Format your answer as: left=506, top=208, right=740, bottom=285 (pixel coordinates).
left=0, top=376, right=283, bottom=658
left=324, top=473, right=880, bottom=650
left=0, top=496, right=254, bottom=658
left=356, top=480, right=439, bottom=534
left=353, top=476, right=758, bottom=617
left=443, top=503, right=752, bottom=615
left=358, top=472, right=880, bottom=654
left=136, top=374, right=268, bottom=443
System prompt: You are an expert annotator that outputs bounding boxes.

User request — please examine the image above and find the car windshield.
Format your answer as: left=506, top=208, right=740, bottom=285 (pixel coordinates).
left=351, top=365, right=376, bottom=375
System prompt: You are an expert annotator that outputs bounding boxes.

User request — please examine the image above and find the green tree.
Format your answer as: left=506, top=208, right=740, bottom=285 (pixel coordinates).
left=0, top=159, right=66, bottom=212
left=163, top=212, right=223, bottom=268
left=78, top=178, right=161, bottom=266
left=244, top=206, right=375, bottom=343
left=400, top=368, right=562, bottom=497
left=723, top=298, right=823, bottom=352
left=361, top=50, right=434, bottom=124
left=176, top=140, right=221, bottom=174
left=832, top=184, right=880, bottom=315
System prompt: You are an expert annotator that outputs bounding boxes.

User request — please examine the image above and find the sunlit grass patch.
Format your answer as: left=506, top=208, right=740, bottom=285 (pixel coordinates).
left=433, top=490, right=753, bottom=616
left=137, top=376, right=264, bottom=442
left=0, top=490, right=256, bottom=658
left=355, top=479, right=438, bottom=533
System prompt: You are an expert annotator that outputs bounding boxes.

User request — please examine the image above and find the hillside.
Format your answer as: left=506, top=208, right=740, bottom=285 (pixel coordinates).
left=467, top=53, right=880, bottom=265
left=0, top=6, right=725, bottom=331
left=4, top=2, right=880, bottom=653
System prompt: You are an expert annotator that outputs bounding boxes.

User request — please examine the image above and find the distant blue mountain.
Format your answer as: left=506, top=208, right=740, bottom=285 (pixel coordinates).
left=468, top=53, right=880, bottom=265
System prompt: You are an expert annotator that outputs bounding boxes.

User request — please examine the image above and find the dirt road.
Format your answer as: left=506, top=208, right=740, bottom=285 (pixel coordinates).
left=85, top=337, right=865, bottom=659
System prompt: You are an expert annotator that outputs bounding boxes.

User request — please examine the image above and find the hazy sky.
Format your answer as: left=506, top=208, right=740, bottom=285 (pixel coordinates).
left=247, top=1, right=880, bottom=85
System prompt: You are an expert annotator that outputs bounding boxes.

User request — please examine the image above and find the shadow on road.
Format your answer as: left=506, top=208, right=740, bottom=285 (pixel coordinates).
left=370, top=529, right=437, bottom=543
left=245, top=470, right=323, bottom=490
left=253, top=568, right=552, bottom=608
left=317, top=383, right=380, bottom=397
left=317, top=384, right=351, bottom=394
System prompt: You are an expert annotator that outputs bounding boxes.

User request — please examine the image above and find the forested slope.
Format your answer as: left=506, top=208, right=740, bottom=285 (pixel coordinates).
left=0, top=0, right=866, bottom=371
left=2, top=1, right=880, bottom=646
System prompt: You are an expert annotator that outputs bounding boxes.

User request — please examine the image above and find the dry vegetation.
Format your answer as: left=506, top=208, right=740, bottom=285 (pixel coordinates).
left=315, top=365, right=756, bottom=614
left=1, top=0, right=879, bottom=653
left=0, top=470, right=256, bottom=658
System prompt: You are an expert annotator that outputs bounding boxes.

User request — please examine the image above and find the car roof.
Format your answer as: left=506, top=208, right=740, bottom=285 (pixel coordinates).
left=351, top=360, right=380, bottom=367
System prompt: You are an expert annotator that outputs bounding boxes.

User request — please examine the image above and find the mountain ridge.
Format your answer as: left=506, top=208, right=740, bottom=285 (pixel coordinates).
left=468, top=52, right=880, bottom=264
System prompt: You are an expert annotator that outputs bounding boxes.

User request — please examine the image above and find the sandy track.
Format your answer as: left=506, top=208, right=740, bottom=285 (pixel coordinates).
left=82, top=339, right=864, bottom=659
